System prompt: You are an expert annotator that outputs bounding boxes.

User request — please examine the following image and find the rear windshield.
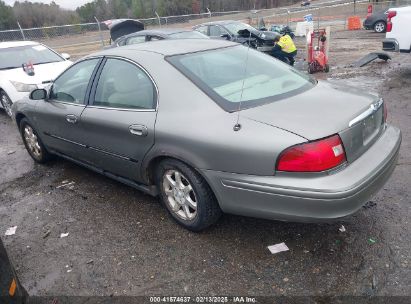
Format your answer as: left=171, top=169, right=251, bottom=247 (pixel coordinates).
left=0, top=44, right=63, bottom=70
left=167, top=46, right=315, bottom=112
left=168, top=31, right=208, bottom=39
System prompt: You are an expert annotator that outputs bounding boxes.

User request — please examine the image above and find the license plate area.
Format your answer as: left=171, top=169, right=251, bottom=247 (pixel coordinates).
left=362, top=107, right=383, bottom=146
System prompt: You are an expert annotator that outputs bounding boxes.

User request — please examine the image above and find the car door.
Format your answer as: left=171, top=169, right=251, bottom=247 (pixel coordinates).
left=33, top=58, right=101, bottom=160
left=78, top=57, right=157, bottom=182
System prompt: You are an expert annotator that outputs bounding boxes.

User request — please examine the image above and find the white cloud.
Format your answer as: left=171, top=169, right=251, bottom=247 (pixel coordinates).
left=3, top=0, right=92, bottom=10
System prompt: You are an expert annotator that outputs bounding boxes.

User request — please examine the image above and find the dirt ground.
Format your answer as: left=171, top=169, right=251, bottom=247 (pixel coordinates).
left=0, top=29, right=410, bottom=299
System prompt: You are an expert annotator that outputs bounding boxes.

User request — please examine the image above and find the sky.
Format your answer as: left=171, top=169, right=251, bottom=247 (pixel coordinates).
left=3, top=0, right=92, bottom=10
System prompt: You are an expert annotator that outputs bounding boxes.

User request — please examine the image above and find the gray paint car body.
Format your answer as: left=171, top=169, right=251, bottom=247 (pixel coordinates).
left=108, top=28, right=209, bottom=49
left=12, top=39, right=401, bottom=223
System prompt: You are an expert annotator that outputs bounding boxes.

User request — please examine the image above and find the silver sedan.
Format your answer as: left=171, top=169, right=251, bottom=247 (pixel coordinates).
left=12, top=39, right=401, bottom=231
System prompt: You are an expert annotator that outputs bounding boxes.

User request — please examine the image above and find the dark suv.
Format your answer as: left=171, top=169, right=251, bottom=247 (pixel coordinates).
left=363, top=10, right=387, bottom=33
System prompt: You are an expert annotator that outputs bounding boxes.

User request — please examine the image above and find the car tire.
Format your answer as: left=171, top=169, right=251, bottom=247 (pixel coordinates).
left=155, top=159, right=222, bottom=232
left=374, top=21, right=386, bottom=33
left=19, top=118, right=50, bottom=163
left=0, top=90, right=13, bottom=118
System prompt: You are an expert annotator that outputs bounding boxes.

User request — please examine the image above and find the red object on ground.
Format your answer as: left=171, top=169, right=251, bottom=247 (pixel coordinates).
left=347, top=16, right=361, bottom=30
left=307, top=29, right=329, bottom=74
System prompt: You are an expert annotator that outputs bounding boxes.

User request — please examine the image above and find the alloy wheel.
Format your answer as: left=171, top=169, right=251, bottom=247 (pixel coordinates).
left=162, top=169, right=197, bottom=221
left=374, top=22, right=385, bottom=33
left=23, top=125, right=42, bottom=159
left=1, top=93, right=13, bottom=117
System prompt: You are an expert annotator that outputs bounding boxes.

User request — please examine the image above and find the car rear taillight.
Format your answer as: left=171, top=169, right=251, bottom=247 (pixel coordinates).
left=277, top=135, right=346, bottom=172
left=386, top=10, right=397, bottom=32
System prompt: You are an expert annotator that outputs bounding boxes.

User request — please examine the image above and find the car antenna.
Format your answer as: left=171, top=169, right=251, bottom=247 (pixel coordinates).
left=234, top=29, right=252, bottom=132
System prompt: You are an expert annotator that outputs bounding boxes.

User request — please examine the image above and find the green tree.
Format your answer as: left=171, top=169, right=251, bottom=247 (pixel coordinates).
left=0, top=0, right=16, bottom=30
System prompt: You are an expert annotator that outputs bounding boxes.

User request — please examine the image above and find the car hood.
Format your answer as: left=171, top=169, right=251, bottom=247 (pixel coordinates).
left=0, top=60, right=72, bottom=85
left=243, top=81, right=378, bottom=140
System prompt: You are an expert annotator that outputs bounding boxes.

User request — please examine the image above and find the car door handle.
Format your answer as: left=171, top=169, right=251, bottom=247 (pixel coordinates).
left=129, top=124, right=148, bottom=137
left=66, top=114, right=78, bottom=124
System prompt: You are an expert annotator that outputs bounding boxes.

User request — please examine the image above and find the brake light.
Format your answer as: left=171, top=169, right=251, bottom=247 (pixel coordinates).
left=277, top=135, right=346, bottom=172
left=387, top=10, right=397, bottom=32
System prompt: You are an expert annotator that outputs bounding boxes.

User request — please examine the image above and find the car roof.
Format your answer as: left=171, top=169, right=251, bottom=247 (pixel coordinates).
left=195, top=20, right=241, bottom=26
left=92, top=38, right=237, bottom=57
left=121, top=28, right=194, bottom=39
left=0, top=41, right=39, bottom=49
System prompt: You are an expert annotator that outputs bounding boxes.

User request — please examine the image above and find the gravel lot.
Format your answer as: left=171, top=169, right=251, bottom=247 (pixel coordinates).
left=0, top=29, right=410, bottom=298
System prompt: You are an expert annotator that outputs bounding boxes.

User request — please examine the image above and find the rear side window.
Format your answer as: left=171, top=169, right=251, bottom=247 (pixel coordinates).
left=168, top=31, right=208, bottom=39
left=93, top=58, right=155, bottom=110
left=167, top=46, right=315, bottom=112
left=126, top=36, right=146, bottom=45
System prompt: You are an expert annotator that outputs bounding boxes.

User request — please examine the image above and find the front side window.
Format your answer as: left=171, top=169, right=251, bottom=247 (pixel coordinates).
left=93, top=58, right=155, bottom=110
left=50, top=58, right=99, bottom=104
left=195, top=26, right=208, bottom=36
left=167, top=46, right=315, bottom=112
left=209, top=25, right=227, bottom=37
left=126, top=35, right=147, bottom=45
left=0, top=44, right=64, bottom=70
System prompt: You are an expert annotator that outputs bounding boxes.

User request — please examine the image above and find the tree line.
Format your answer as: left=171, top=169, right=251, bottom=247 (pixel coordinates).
left=75, top=0, right=299, bottom=21
left=0, top=0, right=297, bottom=30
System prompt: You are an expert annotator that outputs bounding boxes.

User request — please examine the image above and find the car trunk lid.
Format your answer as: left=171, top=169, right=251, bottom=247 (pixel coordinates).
left=243, top=81, right=385, bottom=162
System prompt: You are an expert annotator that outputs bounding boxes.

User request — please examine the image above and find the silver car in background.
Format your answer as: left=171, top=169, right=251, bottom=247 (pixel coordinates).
left=12, top=39, right=401, bottom=231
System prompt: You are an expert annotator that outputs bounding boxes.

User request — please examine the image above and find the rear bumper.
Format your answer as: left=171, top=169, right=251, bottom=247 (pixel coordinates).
left=202, top=125, right=401, bottom=222
left=383, top=38, right=400, bottom=52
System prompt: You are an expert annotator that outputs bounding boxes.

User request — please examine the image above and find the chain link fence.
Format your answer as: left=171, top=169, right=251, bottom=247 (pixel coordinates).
left=250, top=0, right=411, bottom=32
left=1, top=0, right=410, bottom=58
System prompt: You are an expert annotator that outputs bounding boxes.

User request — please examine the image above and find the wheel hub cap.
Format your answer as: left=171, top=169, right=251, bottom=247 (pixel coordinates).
left=163, top=170, right=197, bottom=221
left=1, top=94, right=13, bottom=117
left=24, top=126, right=42, bottom=158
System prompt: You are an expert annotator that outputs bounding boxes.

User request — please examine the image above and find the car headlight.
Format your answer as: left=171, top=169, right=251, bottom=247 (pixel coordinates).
left=10, top=81, right=38, bottom=92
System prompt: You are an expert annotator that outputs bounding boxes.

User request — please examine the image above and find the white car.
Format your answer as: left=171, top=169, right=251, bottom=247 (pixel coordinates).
left=0, top=41, right=72, bottom=117
left=383, top=6, right=411, bottom=53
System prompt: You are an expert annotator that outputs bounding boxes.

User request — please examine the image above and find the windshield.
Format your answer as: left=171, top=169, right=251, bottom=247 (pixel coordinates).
left=169, top=31, right=208, bottom=39
left=167, top=46, right=315, bottom=112
left=225, top=22, right=256, bottom=35
left=0, top=44, right=63, bottom=70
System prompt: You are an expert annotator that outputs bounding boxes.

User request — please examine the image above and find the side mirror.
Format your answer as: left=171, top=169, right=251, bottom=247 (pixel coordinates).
left=30, top=89, right=47, bottom=100
left=220, top=33, right=231, bottom=40
left=61, top=53, right=71, bottom=60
